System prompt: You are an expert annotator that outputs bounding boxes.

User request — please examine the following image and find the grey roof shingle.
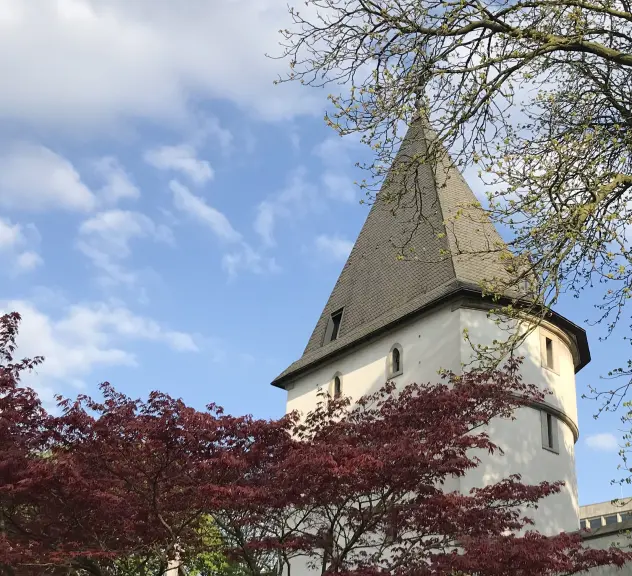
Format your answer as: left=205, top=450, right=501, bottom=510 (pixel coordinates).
left=271, top=119, right=586, bottom=388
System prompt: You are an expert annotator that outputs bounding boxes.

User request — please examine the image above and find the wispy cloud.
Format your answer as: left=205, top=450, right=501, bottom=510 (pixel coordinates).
left=586, top=432, right=619, bottom=453
left=313, top=136, right=361, bottom=203
left=254, top=200, right=277, bottom=247
left=77, top=209, right=173, bottom=288
left=0, top=217, right=43, bottom=275
left=254, top=167, right=317, bottom=247
left=169, top=180, right=241, bottom=242
left=314, top=234, right=354, bottom=261
left=0, top=217, right=24, bottom=249
left=321, top=172, right=356, bottom=203
left=57, top=301, right=199, bottom=353
left=169, top=179, right=276, bottom=278
left=145, top=145, right=214, bottom=185
left=0, top=298, right=203, bottom=407
left=94, top=156, right=141, bottom=205
left=222, top=244, right=279, bottom=278
left=15, top=250, right=43, bottom=272
left=193, top=116, right=234, bottom=156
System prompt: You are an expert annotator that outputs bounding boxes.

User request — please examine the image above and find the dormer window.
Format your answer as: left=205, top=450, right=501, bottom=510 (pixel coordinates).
left=387, top=344, right=404, bottom=378
left=324, top=308, right=344, bottom=343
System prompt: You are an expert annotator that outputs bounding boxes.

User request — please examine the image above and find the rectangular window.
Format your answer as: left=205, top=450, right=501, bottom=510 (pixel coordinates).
left=324, top=308, right=344, bottom=343
left=547, top=413, right=554, bottom=446
left=605, top=514, right=618, bottom=526
left=589, top=518, right=603, bottom=530
left=540, top=330, right=559, bottom=373
left=545, top=337, right=554, bottom=368
left=540, top=411, right=559, bottom=453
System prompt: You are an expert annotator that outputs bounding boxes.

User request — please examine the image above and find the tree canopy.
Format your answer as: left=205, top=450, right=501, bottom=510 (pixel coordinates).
left=274, top=0, right=632, bottom=407
left=1, top=312, right=630, bottom=575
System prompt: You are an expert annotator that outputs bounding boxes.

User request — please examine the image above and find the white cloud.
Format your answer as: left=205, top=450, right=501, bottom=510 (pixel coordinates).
left=254, top=167, right=318, bottom=246
left=79, top=210, right=173, bottom=257
left=254, top=201, right=277, bottom=247
left=0, top=217, right=23, bottom=248
left=315, top=234, right=354, bottom=261
left=169, top=179, right=241, bottom=242
left=313, top=137, right=357, bottom=167
left=168, top=180, right=276, bottom=277
left=0, top=0, right=320, bottom=132
left=145, top=145, right=214, bottom=185
left=313, top=136, right=363, bottom=203
left=222, top=244, right=279, bottom=278
left=56, top=302, right=199, bottom=353
left=586, top=433, right=619, bottom=453
left=0, top=143, right=96, bottom=211
left=94, top=156, right=140, bottom=204
left=193, top=116, right=234, bottom=155
left=0, top=217, right=42, bottom=274
left=321, top=172, right=356, bottom=203
left=15, top=250, right=43, bottom=272
left=289, top=128, right=300, bottom=152
left=0, top=298, right=200, bottom=405
left=77, top=209, right=173, bottom=287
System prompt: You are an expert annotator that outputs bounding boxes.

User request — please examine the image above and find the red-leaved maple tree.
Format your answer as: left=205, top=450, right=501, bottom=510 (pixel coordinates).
left=0, top=311, right=630, bottom=576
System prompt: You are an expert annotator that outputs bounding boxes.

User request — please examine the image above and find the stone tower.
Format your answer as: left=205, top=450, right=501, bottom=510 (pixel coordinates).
left=271, top=118, right=590, bottom=536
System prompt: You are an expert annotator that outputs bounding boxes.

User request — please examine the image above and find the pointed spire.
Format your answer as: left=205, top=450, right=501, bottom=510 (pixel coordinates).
left=271, top=119, right=586, bottom=388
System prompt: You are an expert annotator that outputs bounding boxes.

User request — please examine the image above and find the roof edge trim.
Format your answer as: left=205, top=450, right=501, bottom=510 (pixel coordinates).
left=271, top=285, right=590, bottom=389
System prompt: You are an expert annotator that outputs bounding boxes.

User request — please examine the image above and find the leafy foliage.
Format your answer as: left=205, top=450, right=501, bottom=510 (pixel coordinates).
left=274, top=0, right=632, bottom=410
left=0, top=312, right=630, bottom=575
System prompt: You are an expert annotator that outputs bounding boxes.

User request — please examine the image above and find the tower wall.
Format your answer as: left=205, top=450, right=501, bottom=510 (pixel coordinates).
left=286, top=306, right=462, bottom=418
left=458, top=307, right=580, bottom=534
left=285, top=303, right=581, bottom=537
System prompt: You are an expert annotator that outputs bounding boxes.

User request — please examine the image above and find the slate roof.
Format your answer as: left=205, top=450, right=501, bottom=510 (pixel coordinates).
left=271, top=118, right=589, bottom=388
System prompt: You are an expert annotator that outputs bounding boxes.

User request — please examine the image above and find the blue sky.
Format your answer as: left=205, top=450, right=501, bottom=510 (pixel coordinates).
left=0, top=0, right=628, bottom=509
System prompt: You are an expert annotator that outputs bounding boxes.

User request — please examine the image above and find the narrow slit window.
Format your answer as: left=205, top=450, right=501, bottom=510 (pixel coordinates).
left=540, top=330, right=558, bottom=373
left=546, top=413, right=554, bottom=447
left=541, top=410, right=559, bottom=453
left=333, top=375, right=342, bottom=398
left=392, top=348, right=401, bottom=373
left=387, top=344, right=403, bottom=378
left=545, top=337, right=554, bottom=369
left=324, top=308, right=344, bottom=343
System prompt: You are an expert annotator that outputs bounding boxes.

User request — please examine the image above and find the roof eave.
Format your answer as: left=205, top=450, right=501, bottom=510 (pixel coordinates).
left=270, top=286, right=591, bottom=389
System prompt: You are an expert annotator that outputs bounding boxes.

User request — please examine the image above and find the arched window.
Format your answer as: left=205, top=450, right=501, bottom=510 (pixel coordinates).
left=387, top=344, right=403, bottom=378
left=392, top=347, right=401, bottom=373
left=330, top=372, right=343, bottom=399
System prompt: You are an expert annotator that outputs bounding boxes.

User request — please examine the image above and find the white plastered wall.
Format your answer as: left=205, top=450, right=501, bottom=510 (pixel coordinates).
left=286, top=305, right=462, bottom=416
left=458, top=306, right=580, bottom=535
left=283, top=302, right=582, bottom=573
